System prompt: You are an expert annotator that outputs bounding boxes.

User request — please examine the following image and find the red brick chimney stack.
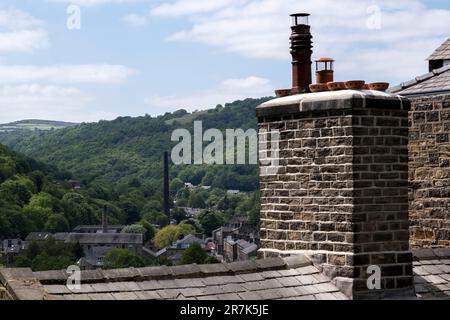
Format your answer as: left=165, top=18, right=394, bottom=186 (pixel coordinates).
left=290, top=13, right=313, bottom=94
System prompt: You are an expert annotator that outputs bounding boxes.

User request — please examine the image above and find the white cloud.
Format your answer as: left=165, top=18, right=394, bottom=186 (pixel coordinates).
left=0, top=64, right=135, bottom=84
left=0, top=9, right=49, bottom=53
left=152, top=0, right=450, bottom=83
left=145, top=76, right=273, bottom=114
left=0, top=30, right=49, bottom=53
left=151, top=0, right=249, bottom=17
left=0, top=84, right=117, bottom=123
left=0, top=8, right=43, bottom=30
left=123, top=14, right=148, bottom=27
left=47, top=0, right=138, bottom=7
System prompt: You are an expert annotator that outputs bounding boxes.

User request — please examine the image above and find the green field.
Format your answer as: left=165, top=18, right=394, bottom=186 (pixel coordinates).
left=0, top=120, right=78, bottom=132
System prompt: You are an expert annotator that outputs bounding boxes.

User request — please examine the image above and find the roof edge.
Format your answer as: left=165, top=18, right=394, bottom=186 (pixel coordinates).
left=22, top=255, right=313, bottom=285
left=389, top=64, right=450, bottom=94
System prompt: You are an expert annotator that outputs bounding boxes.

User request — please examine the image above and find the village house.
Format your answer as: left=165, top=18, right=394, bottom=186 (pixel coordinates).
left=57, top=232, right=143, bottom=269
left=21, top=210, right=144, bottom=270
left=1, top=239, right=25, bottom=267
left=73, top=225, right=125, bottom=234
left=180, top=207, right=202, bottom=217
left=165, top=234, right=211, bottom=265
left=142, top=234, right=215, bottom=265
left=389, top=37, right=450, bottom=248
left=223, top=237, right=258, bottom=262
left=212, top=216, right=259, bottom=257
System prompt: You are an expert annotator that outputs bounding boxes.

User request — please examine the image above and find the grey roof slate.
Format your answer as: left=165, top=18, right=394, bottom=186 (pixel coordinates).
left=389, top=64, right=450, bottom=96
left=427, top=38, right=450, bottom=61
left=1, top=255, right=347, bottom=300
left=62, top=233, right=143, bottom=244
left=1, top=249, right=449, bottom=300
left=25, top=232, right=52, bottom=242
left=412, top=248, right=450, bottom=300
left=389, top=39, right=450, bottom=96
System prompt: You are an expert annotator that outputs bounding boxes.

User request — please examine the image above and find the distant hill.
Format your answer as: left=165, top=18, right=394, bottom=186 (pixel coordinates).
left=0, top=98, right=271, bottom=192
left=0, top=119, right=78, bottom=133
left=0, top=98, right=269, bottom=241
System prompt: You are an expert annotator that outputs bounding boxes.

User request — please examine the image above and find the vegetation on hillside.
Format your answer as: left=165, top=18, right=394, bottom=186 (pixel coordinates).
left=180, top=242, right=219, bottom=265
left=0, top=98, right=267, bottom=234
left=0, top=143, right=124, bottom=240
left=0, top=120, right=78, bottom=132
left=15, top=238, right=83, bottom=271
left=103, top=248, right=157, bottom=269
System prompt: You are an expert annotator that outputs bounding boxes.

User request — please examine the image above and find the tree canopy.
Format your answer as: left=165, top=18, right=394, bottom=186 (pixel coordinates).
left=154, top=224, right=196, bottom=249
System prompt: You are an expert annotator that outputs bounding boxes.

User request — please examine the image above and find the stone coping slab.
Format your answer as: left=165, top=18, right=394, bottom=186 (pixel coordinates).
left=256, top=90, right=410, bottom=118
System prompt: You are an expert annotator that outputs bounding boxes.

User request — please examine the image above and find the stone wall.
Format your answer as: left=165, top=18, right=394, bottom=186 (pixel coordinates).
left=256, top=92, right=414, bottom=298
left=409, top=94, right=450, bottom=248
left=0, top=284, right=11, bottom=300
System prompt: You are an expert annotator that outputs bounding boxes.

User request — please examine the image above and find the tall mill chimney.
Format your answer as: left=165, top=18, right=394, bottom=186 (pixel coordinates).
left=290, top=13, right=313, bottom=94
left=102, top=205, right=108, bottom=233
left=163, top=151, right=170, bottom=221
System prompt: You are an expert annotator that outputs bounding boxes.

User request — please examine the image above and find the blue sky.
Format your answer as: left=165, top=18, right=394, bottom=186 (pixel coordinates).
left=0, top=0, right=449, bottom=123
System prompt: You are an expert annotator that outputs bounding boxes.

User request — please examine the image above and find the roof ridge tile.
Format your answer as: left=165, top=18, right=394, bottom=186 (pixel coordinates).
left=29, top=255, right=310, bottom=285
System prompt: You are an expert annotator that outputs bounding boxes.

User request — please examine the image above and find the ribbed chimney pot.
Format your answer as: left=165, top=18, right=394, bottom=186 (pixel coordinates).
left=290, top=13, right=313, bottom=94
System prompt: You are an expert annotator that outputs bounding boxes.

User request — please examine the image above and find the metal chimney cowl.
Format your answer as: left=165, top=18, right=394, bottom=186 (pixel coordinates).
left=274, top=13, right=313, bottom=98
left=290, top=13, right=313, bottom=95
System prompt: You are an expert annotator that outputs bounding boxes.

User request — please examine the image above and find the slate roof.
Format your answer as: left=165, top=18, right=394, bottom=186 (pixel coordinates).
left=237, top=240, right=258, bottom=255
left=57, top=233, right=143, bottom=245
left=0, top=255, right=348, bottom=300
left=1, top=249, right=449, bottom=300
left=25, top=232, right=52, bottom=242
left=173, top=234, right=203, bottom=247
left=73, top=225, right=125, bottom=233
left=427, top=38, right=450, bottom=61
left=142, top=247, right=167, bottom=258
left=413, top=248, right=450, bottom=299
left=2, top=239, right=25, bottom=254
left=387, top=64, right=450, bottom=96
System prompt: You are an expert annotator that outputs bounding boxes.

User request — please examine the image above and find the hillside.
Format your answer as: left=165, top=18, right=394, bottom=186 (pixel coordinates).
left=0, top=98, right=269, bottom=232
left=0, top=143, right=126, bottom=240
left=0, top=98, right=269, bottom=191
left=0, top=120, right=78, bottom=133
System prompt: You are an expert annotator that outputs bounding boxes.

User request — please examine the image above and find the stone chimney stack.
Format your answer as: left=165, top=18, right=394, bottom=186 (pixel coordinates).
left=256, top=91, right=414, bottom=299
left=290, top=13, right=313, bottom=94
left=102, top=205, right=108, bottom=234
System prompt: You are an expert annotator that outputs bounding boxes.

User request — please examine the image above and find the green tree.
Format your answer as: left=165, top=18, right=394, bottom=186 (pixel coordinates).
left=180, top=242, right=207, bottom=265
left=154, top=224, right=195, bottom=249
left=0, top=176, right=34, bottom=206
left=28, top=192, right=56, bottom=210
left=170, top=178, right=183, bottom=196
left=140, top=220, right=156, bottom=241
left=103, top=248, right=148, bottom=269
left=188, top=192, right=206, bottom=209
left=122, top=224, right=146, bottom=234
left=29, top=171, right=46, bottom=193
left=171, top=207, right=187, bottom=223
left=72, top=242, right=84, bottom=260
left=120, top=199, right=140, bottom=224
left=44, top=214, right=70, bottom=232
left=15, top=238, right=80, bottom=271
left=196, top=210, right=225, bottom=235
